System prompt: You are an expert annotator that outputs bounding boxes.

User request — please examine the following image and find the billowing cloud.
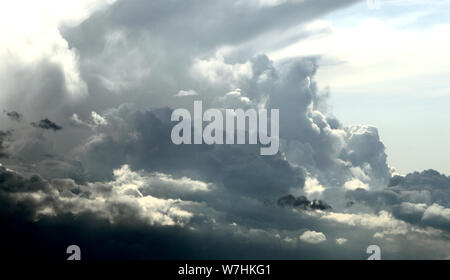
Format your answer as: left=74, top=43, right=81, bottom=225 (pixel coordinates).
left=300, top=230, right=327, bottom=244
left=346, top=169, right=450, bottom=233
left=1, top=0, right=449, bottom=260
left=303, top=177, right=326, bottom=197
left=0, top=164, right=200, bottom=226
left=344, top=178, right=370, bottom=191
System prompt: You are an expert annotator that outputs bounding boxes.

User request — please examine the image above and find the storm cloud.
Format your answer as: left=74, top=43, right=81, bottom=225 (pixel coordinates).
left=31, top=119, right=63, bottom=131
left=4, top=111, right=22, bottom=122
left=0, top=0, right=449, bottom=260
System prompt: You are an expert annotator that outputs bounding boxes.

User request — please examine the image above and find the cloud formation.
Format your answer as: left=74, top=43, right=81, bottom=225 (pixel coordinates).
left=300, top=230, right=327, bottom=244
left=31, top=119, right=63, bottom=131
left=4, top=111, right=22, bottom=122
left=0, top=0, right=450, bottom=260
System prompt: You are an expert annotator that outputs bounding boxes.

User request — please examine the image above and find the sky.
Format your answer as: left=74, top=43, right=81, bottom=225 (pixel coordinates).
left=1, top=0, right=450, bottom=260
left=268, top=0, right=450, bottom=175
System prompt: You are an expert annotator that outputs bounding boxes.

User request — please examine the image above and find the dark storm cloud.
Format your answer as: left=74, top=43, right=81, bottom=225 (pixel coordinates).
left=0, top=163, right=360, bottom=260
left=79, top=105, right=304, bottom=199
left=1, top=158, right=449, bottom=260
left=0, top=210, right=347, bottom=260
left=6, top=163, right=450, bottom=260
left=31, top=119, right=63, bottom=131
left=4, top=110, right=22, bottom=122
left=0, top=165, right=50, bottom=193
left=278, top=194, right=332, bottom=211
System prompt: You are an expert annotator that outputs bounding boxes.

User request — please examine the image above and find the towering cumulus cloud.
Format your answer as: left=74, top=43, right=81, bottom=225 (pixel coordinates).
left=0, top=0, right=449, bottom=259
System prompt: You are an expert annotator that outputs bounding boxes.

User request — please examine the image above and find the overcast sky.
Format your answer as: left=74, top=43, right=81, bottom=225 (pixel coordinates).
left=1, top=0, right=450, bottom=260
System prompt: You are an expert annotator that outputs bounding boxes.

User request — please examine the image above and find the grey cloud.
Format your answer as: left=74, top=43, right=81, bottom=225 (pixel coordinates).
left=58, top=0, right=390, bottom=202
left=56, top=0, right=361, bottom=117
left=0, top=165, right=50, bottom=194
left=3, top=0, right=450, bottom=260
left=347, top=169, right=450, bottom=232
left=78, top=105, right=304, bottom=199
left=389, top=170, right=450, bottom=207
left=2, top=163, right=442, bottom=260
left=341, top=126, right=391, bottom=186
left=65, top=0, right=360, bottom=53
left=31, top=119, right=63, bottom=131
left=1, top=158, right=449, bottom=260
left=391, top=202, right=426, bottom=225
left=346, top=188, right=400, bottom=210
left=3, top=163, right=449, bottom=260
left=4, top=110, right=22, bottom=122
left=421, top=204, right=450, bottom=230
left=0, top=162, right=349, bottom=259
left=263, top=57, right=390, bottom=199
left=0, top=130, right=12, bottom=158
left=278, top=194, right=332, bottom=211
